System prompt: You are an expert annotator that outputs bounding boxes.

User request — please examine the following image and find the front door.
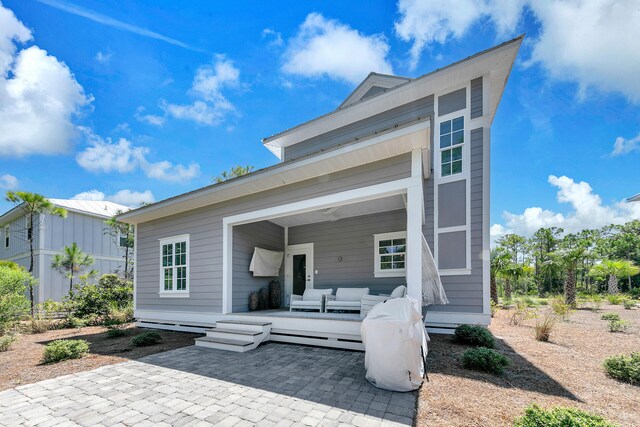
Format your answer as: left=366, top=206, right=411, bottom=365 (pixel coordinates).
left=285, top=243, right=314, bottom=306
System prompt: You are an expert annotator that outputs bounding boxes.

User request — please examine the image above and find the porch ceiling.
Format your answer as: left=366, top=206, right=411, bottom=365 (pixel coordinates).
left=267, top=194, right=405, bottom=228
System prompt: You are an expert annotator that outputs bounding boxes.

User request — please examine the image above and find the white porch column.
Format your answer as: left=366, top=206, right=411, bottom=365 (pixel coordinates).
left=222, top=221, right=233, bottom=314
left=406, top=149, right=424, bottom=303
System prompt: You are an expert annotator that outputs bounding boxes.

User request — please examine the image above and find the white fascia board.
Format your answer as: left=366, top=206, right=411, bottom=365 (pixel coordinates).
left=119, top=121, right=430, bottom=225
left=263, top=37, right=522, bottom=155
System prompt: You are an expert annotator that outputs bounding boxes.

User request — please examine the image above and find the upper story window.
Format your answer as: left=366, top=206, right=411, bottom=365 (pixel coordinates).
left=440, top=116, right=464, bottom=177
left=4, top=225, right=9, bottom=248
left=374, top=231, right=406, bottom=278
left=159, top=235, right=189, bottom=296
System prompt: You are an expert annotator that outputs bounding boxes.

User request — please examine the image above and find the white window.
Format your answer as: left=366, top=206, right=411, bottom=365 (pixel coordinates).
left=4, top=225, right=9, bottom=249
left=159, top=235, right=189, bottom=296
left=439, top=116, right=464, bottom=177
left=374, top=231, right=407, bottom=277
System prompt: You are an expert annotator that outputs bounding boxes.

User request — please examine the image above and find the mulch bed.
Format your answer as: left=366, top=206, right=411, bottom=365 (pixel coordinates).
left=417, top=304, right=640, bottom=427
left=0, top=324, right=200, bottom=392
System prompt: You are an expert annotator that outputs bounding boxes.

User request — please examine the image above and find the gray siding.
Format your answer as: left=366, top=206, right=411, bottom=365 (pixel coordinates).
left=438, top=88, right=466, bottom=116
left=283, top=96, right=434, bottom=161
left=438, top=231, right=467, bottom=269
left=136, top=154, right=412, bottom=313
left=438, top=180, right=466, bottom=228
left=232, top=221, right=284, bottom=312
left=360, top=86, right=386, bottom=101
left=470, top=77, right=483, bottom=119
left=429, top=127, right=484, bottom=313
left=288, top=210, right=406, bottom=295
left=0, top=215, right=41, bottom=260
left=43, top=212, right=123, bottom=258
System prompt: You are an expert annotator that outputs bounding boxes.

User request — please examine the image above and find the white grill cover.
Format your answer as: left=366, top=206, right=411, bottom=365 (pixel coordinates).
left=249, top=247, right=283, bottom=277
left=361, top=297, right=429, bottom=391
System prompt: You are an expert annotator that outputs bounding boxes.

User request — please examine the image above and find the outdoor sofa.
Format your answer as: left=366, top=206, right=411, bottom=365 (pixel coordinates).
left=290, top=288, right=333, bottom=312
left=324, top=287, right=370, bottom=313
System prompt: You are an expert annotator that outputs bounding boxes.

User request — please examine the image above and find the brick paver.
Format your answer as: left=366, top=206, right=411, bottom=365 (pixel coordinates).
left=0, top=343, right=416, bottom=426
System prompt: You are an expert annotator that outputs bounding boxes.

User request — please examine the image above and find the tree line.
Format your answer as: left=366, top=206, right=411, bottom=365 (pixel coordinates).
left=491, top=221, right=640, bottom=306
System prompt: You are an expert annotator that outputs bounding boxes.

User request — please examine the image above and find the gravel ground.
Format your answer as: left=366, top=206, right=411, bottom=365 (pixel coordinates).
left=0, top=324, right=200, bottom=391
left=417, top=304, right=640, bottom=427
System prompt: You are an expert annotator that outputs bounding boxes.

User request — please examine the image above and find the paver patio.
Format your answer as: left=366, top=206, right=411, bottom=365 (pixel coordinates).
left=0, top=342, right=416, bottom=426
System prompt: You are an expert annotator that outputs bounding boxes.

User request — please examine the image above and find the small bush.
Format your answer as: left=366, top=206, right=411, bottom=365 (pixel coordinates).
left=608, top=319, right=630, bottom=333
left=0, top=266, right=33, bottom=334
left=490, top=300, right=499, bottom=318
left=42, top=339, right=89, bottom=363
left=603, top=352, right=640, bottom=385
left=607, top=294, right=624, bottom=305
left=601, top=312, right=620, bottom=321
left=72, top=274, right=133, bottom=318
left=550, top=297, right=572, bottom=321
left=514, top=404, right=619, bottom=427
left=629, top=288, right=640, bottom=299
left=590, top=294, right=603, bottom=311
left=29, top=318, right=52, bottom=334
left=461, top=347, right=510, bottom=375
left=510, top=301, right=536, bottom=326
left=130, top=331, right=162, bottom=347
left=0, top=335, right=17, bottom=352
left=534, top=311, right=558, bottom=342
left=453, top=324, right=495, bottom=348
left=106, top=302, right=134, bottom=325
left=65, top=316, right=88, bottom=329
left=106, top=326, right=127, bottom=338
left=623, top=299, right=636, bottom=310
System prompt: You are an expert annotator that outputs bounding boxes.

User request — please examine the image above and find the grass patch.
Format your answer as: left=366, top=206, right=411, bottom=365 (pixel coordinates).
left=453, top=324, right=495, bottom=348
left=130, top=331, right=162, bottom=347
left=0, top=335, right=16, bottom=352
left=534, top=311, right=558, bottom=342
left=461, top=347, right=510, bottom=375
left=623, top=299, right=636, bottom=310
left=607, top=319, right=630, bottom=333
left=513, top=404, right=619, bottom=427
left=550, top=297, right=572, bottom=321
left=606, top=294, right=625, bottom=305
left=105, top=327, right=127, bottom=339
left=603, top=352, right=640, bottom=385
left=42, top=339, right=89, bottom=364
left=600, top=312, right=620, bottom=321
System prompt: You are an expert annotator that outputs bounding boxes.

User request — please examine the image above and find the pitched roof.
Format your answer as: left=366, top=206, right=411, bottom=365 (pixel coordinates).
left=338, top=73, right=412, bottom=109
left=628, top=193, right=640, bottom=202
left=48, top=199, right=130, bottom=217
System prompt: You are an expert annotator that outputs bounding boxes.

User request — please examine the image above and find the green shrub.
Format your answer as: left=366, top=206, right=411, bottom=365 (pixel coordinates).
left=29, top=318, right=52, bottom=334
left=461, top=347, right=510, bottom=375
left=603, top=352, right=640, bottom=385
left=106, top=302, right=134, bottom=325
left=600, top=312, right=620, bottom=321
left=623, top=299, right=636, bottom=310
left=72, top=274, right=132, bottom=318
left=65, top=316, right=88, bottom=329
left=0, top=335, right=17, bottom=352
left=608, top=319, right=630, bottom=333
left=590, top=294, right=603, bottom=310
left=0, top=260, right=23, bottom=270
left=490, top=300, right=499, bottom=318
left=106, top=326, right=127, bottom=338
left=130, top=331, right=162, bottom=347
left=550, top=297, right=572, bottom=321
left=0, top=266, right=33, bottom=333
left=453, top=324, right=495, bottom=348
left=629, top=288, right=640, bottom=299
left=514, top=404, right=619, bottom=427
left=607, top=294, right=624, bottom=305
left=42, top=339, right=89, bottom=363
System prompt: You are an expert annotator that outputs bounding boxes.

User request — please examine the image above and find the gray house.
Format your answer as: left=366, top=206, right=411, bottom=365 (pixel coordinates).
left=118, top=37, right=522, bottom=351
left=0, top=199, right=130, bottom=302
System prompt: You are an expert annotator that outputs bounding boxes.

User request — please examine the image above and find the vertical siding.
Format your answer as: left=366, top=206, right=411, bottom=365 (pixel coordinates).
left=43, top=212, right=124, bottom=258
left=135, top=155, right=412, bottom=313
left=288, top=210, right=406, bottom=294
left=283, top=96, right=434, bottom=161
left=232, top=221, right=284, bottom=312
left=470, top=77, right=483, bottom=119
left=430, top=127, right=484, bottom=313
left=0, top=214, right=40, bottom=260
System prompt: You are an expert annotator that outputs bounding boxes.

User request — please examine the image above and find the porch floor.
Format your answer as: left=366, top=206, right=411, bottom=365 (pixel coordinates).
left=232, top=309, right=362, bottom=322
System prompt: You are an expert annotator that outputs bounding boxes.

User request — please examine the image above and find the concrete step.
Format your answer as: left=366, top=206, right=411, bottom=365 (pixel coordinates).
left=205, top=327, right=261, bottom=343
left=194, top=336, right=256, bottom=353
left=215, top=319, right=272, bottom=333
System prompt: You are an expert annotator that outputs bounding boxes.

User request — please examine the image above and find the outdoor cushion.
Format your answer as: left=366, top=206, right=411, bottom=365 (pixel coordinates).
left=291, top=300, right=324, bottom=307
left=390, top=285, right=407, bottom=298
left=302, top=288, right=333, bottom=302
left=334, top=288, right=369, bottom=301
left=326, top=301, right=361, bottom=307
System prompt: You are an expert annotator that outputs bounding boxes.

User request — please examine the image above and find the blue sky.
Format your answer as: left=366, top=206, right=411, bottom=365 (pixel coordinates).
left=0, top=0, right=638, bottom=239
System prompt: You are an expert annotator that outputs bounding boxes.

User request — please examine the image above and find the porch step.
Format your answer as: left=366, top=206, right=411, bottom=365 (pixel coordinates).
left=195, top=319, right=272, bottom=352
left=216, top=319, right=272, bottom=326
left=215, top=319, right=272, bottom=333
left=194, top=337, right=255, bottom=352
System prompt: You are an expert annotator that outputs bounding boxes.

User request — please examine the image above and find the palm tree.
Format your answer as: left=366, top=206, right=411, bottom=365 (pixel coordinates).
left=590, top=260, right=640, bottom=294
left=51, top=243, right=95, bottom=295
left=500, top=262, right=531, bottom=301
left=490, top=248, right=511, bottom=304
left=552, top=246, right=587, bottom=307
left=5, top=191, right=67, bottom=315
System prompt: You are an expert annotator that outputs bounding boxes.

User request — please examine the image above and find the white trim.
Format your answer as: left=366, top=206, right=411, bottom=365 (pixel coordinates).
left=482, top=124, right=491, bottom=316
left=439, top=268, right=472, bottom=276
left=438, top=225, right=467, bottom=233
left=373, top=231, right=407, bottom=278
left=425, top=311, right=490, bottom=326
left=38, top=214, right=46, bottom=303
left=3, top=224, right=8, bottom=249
left=133, top=225, right=138, bottom=311
left=158, top=234, right=190, bottom=296
left=406, top=148, right=424, bottom=302
left=222, top=223, right=233, bottom=313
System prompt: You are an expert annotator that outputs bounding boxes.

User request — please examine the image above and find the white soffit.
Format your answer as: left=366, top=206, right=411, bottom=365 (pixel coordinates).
left=263, top=36, right=522, bottom=157
left=118, top=124, right=430, bottom=224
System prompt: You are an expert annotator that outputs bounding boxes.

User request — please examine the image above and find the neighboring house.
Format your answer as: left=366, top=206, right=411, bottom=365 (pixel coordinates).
left=628, top=194, right=640, bottom=202
left=0, top=199, right=130, bottom=302
left=118, top=37, right=522, bottom=350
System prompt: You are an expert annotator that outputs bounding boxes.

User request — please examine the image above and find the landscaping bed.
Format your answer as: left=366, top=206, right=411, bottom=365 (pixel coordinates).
left=0, top=324, right=200, bottom=391
left=417, top=304, right=640, bottom=426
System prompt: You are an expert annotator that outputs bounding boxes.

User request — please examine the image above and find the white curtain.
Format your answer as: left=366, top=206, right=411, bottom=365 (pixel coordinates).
left=421, top=234, right=449, bottom=306
left=249, top=247, right=283, bottom=277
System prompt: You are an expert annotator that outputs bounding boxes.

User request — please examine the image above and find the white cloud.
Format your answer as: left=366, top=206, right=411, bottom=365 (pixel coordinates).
left=135, top=106, right=165, bottom=126
left=72, top=189, right=155, bottom=207
left=611, top=133, right=640, bottom=157
left=262, top=28, right=283, bottom=47
left=76, top=130, right=200, bottom=183
left=161, top=55, right=239, bottom=126
left=94, top=51, right=111, bottom=64
left=492, top=175, right=640, bottom=242
left=0, top=174, right=18, bottom=190
left=0, top=3, right=92, bottom=157
left=282, top=13, right=393, bottom=84
left=394, top=0, right=640, bottom=102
